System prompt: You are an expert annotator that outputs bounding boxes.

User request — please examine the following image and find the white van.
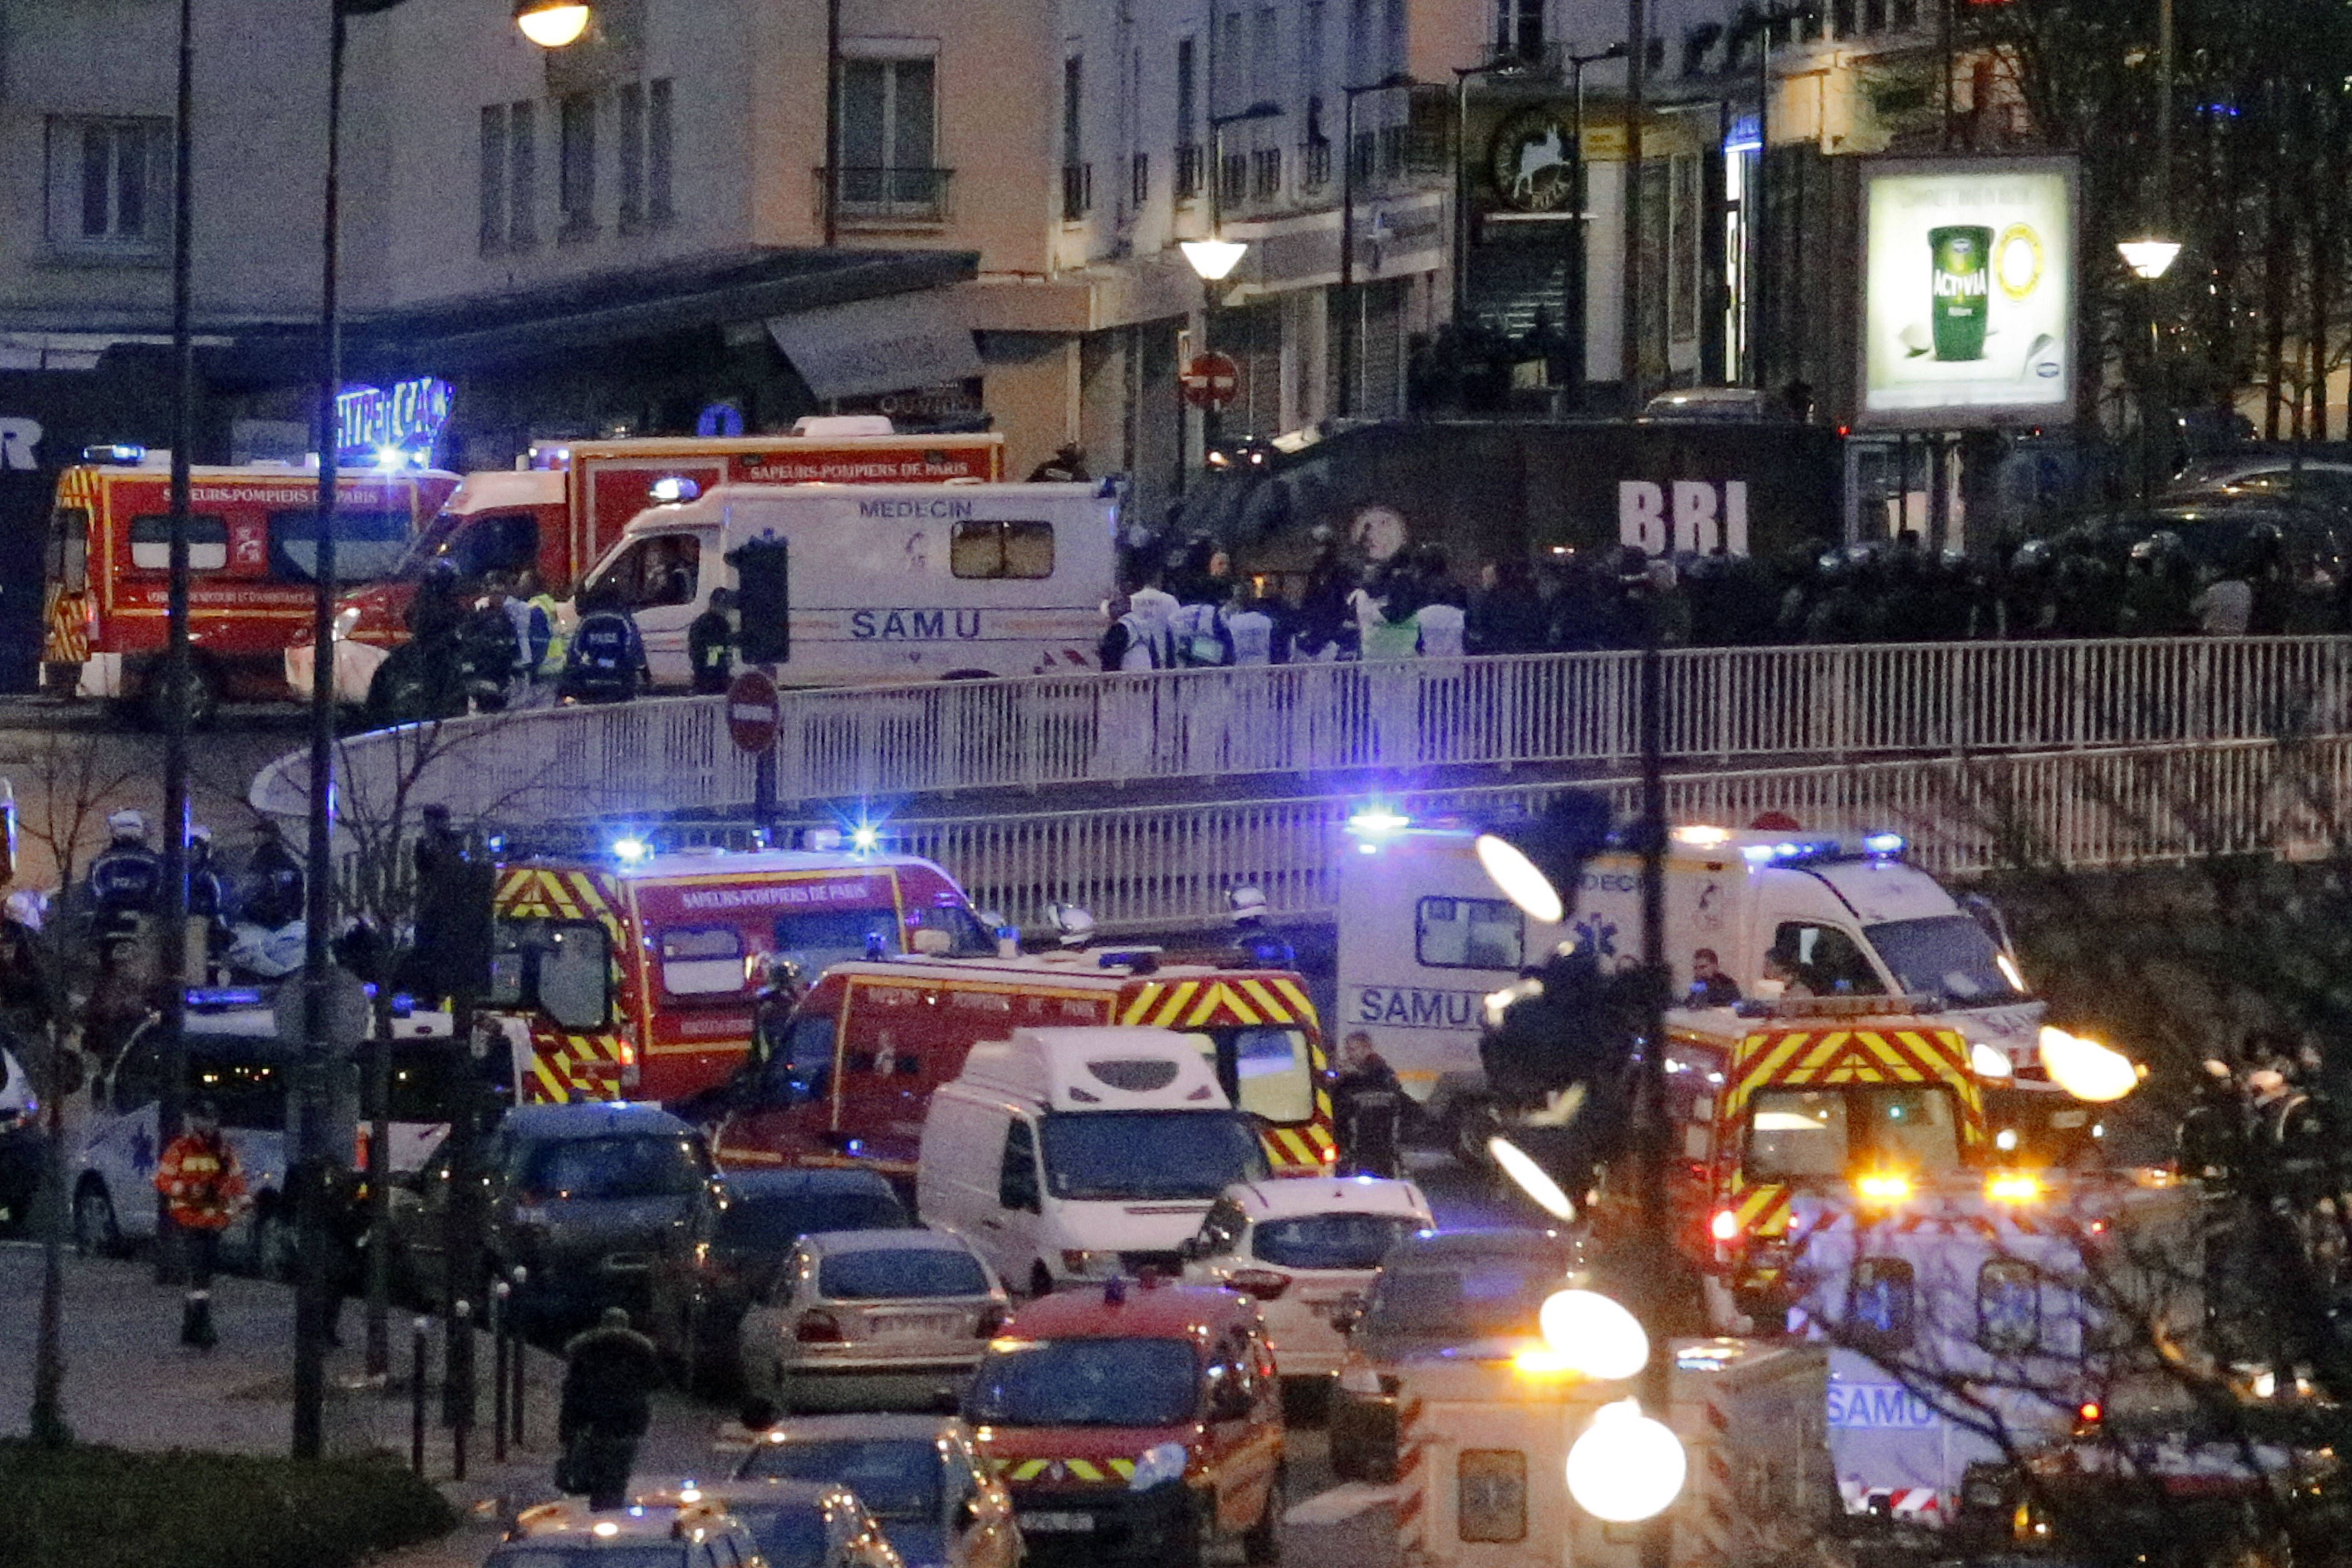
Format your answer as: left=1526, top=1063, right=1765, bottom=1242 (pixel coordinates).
left=915, top=1026, right=1273, bottom=1299
left=569, top=481, right=1117, bottom=689
left=71, top=994, right=456, bottom=1272
left=1336, top=818, right=2045, bottom=1135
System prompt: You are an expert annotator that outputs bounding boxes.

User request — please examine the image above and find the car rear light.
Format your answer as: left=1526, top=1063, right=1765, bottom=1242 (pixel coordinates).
left=974, top=1305, right=1009, bottom=1338
left=1226, top=1269, right=1291, bottom=1301
left=795, top=1310, right=845, bottom=1343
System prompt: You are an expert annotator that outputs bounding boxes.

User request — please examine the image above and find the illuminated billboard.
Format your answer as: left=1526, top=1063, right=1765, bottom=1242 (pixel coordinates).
left=1857, top=157, right=2077, bottom=428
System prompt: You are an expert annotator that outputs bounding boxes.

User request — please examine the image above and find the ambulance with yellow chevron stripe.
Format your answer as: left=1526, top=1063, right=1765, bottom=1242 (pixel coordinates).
left=486, top=845, right=988, bottom=1106
left=712, top=947, right=1338, bottom=1180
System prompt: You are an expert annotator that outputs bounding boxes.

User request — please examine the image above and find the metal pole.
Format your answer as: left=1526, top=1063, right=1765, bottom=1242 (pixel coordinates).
left=1620, top=0, right=1647, bottom=399
left=155, top=0, right=196, bottom=1291
left=410, top=1315, right=429, bottom=1475
left=1940, top=0, right=1955, bottom=149
left=451, top=1296, right=473, bottom=1482
left=2156, top=0, right=2173, bottom=234
left=1338, top=87, right=1358, bottom=416
left=510, top=1265, right=529, bottom=1447
left=1454, top=73, right=1471, bottom=324
left=293, top=1, right=348, bottom=1463
left=492, top=1281, right=510, bottom=1464
left=1567, top=57, right=1589, bottom=403
left=364, top=1011, right=392, bottom=1377
left=822, top=0, right=842, bottom=247
left=1752, top=19, right=1769, bottom=391
left=1635, top=585, right=1671, bottom=1568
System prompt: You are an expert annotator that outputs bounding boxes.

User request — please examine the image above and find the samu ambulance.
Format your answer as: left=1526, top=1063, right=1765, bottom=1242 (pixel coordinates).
left=290, top=420, right=1003, bottom=702
left=485, top=845, right=986, bottom=1106
left=1335, top=815, right=2044, bottom=1138
left=568, top=481, right=1114, bottom=689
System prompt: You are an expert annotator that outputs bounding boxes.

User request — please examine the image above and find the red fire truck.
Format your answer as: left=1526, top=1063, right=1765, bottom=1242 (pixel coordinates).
left=711, top=950, right=1340, bottom=1179
left=39, top=451, right=458, bottom=722
left=485, top=845, right=987, bottom=1105
left=291, top=422, right=1004, bottom=702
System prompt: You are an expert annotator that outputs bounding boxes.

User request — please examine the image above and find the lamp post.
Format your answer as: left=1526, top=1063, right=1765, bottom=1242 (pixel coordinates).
left=2118, top=238, right=2180, bottom=495
left=1338, top=74, right=1418, bottom=417
left=1747, top=2, right=1810, bottom=392
left=1564, top=44, right=1627, bottom=405
left=1451, top=59, right=1535, bottom=326
left=1182, top=236, right=1251, bottom=458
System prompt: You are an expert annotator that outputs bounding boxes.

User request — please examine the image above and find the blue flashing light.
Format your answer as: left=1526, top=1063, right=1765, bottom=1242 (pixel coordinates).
left=1862, top=833, right=1906, bottom=855
left=1346, top=807, right=1411, bottom=846
left=850, top=824, right=880, bottom=853
left=612, top=836, right=650, bottom=863
left=374, top=444, right=410, bottom=470
left=847, top=1139, right=865, bottom=1155
left=83, top=443, right=147, bottom=466
left=186, top=987, right=264, bottom=1007
left=391, top=992, right=416, bottom=1015
left=1723, top=138, right=1762, bottom=153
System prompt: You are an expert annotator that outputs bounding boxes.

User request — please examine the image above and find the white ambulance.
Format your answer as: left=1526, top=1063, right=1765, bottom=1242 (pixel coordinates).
left=1333, top=816, right=2045, bottom=1137
left=567, top=481, right=1116, bottom=689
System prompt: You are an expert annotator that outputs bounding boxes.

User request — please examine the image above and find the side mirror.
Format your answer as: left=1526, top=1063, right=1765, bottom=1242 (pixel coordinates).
left=1177, top=1236, right=1203, bottom=1262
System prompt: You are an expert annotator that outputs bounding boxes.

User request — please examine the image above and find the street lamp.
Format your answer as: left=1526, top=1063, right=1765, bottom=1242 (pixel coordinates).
left=2117, top=238, right=2180, bottom=279
left=2117, top=236, right=2180, bottom=494
left=1337, top=73, right=1419, bottom=416
left=1187, top=102, right=1279, bottom=465
left=1180, top=239, right=1250, bottom=281
left=1746, top=2, right=1811, bottom=390
left=1567, top=1400, right=1689, bottom=1521
left=1452, top=58, right=1536, bottom=326
left=514, top=0, right=592, bottom=47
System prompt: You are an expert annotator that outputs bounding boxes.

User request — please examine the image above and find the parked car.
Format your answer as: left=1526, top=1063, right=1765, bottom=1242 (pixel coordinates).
left=489, top=1497, right=772, bottom=1568
left=963, top=1277, right=1284, bottom=1567
left=1178, top=1176, right=1432, bottom=1387
left=739, top=1228, right=1008, bottom=1414
left=733, top=1413, right=1022, bottom=1568
left=1328, top=1227, right=1577, bottom=1482
left=0, top=1036, right=44, bottom=1226
left=632, top=1480, right=903, bottom=1568
left=649, top=1167, right=912, bottom=1391
left=389, top=1102, right=712, bottom=1323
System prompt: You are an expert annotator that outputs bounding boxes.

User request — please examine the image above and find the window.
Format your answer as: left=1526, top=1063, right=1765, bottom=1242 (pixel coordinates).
left=1745, top=1085, right=1962, bottom=1180
left=490, top=919, right=612, bottom=1030
left=266, top=510, right=410, bottom=583
left=1250, top=147, right=1282, bottom=199
left=519, top=1134, right=707, bottom=1200
left=1253, top=1212, right=1418, bottom=1270
left=1062, top=55, right=1090, bottom=220
left=741, top=1437, right=944, bottom=1519
left=595, top=534, right=700, bottom=608
left=1847, top=1257, right=1916, bottom=1348
left=648, top=80, right=674, bottom=225
left=616, top=79, right=676, bottom=231
left=51, top=508, right=90, bottom=592
left=508, top=101, right=538, bottom=249
left=819, top=1246, right=990, bottom=1300
left=48, top=117, right=170, bottom=253
left=559, top=93, right=596, bottom=236
left=774, top=906, right=902, bottom=975
left=618, top=85, right=644, bottom=230
left=839, top=57, right=939, bottom=213
left=1416, top=896, right=1523, bottom=969
left=1187, top=1027, right=1315, bottom=1124
left=1978, top=1259, right=2040, bottom=1352
left=480, top=106, right=506, bottom=254
left=1175, top=38, right=1201, bottom=197
left=1496, top=0, right=1544, bottom=57
left=968, top=1337, right=1201, bottom=1427
left=660, top=927, right=745, bottom=996
left=1195, top=1197, right=1247, bottom=1257
left=1458, top=1450, right=1528, bottom=1543
left=998, top=1118, right=1041, bottom=1211
left=1747, top=1089, right=1848, bottom=1178
left=949, top=519, right=1054, bottom=579
left=449, top=511, right=541, bottom=579
left=1040, top=1110, right=1268, bottom=1200
left=1853, top=1085, right=1963, bottom=1173
left=128, top=514, right=228, bottom=573
left=1769, top=921, right=1884, bottom=996
left=1251, top=7, right=1279, bottom=103
left=1864, top=915, right=2025, bottom=1007
left=722, top=1187, right=906, bottom=1250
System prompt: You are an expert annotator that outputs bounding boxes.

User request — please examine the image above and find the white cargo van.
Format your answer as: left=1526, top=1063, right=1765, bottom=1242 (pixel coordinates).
left=1335, top=818, right=2044, bottom=1132
left=568, top=481, right=1116, bottom=688
left=915, top=1026, right=1273, bottom=1298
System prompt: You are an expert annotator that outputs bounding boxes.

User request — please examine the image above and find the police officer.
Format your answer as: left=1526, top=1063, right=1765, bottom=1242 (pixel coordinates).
left=88, top=809, right=163, bottom=956
left=241, top=822, right=306, bottom=931
left=688, top=587, right=736, bottom=695
left=1329, top=1031, right=1404, bottom=1179
left=558, top=1307, right=665, bottom=1509
left=560, top=585, right=651, bottom=704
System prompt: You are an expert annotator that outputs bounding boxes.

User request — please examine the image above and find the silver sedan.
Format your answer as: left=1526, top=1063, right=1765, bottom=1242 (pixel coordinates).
left=740, top=1229, right=1009, bottom=1415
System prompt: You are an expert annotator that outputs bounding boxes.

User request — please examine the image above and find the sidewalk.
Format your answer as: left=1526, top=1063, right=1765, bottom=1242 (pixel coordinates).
left=0, top=1243, right=739, bottom=1567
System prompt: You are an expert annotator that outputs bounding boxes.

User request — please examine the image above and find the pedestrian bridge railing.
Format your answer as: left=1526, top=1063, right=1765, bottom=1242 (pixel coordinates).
left=879, top=737, right=2352, bottom=931
left=250, top=635, right=2352, bottom=831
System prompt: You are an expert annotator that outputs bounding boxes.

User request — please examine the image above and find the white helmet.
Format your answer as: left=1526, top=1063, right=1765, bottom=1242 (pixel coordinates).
left=189, top=823, right=212, bottom=845
left=5, top=889, right=47, bottom=932
left=106, top=808, right=146, bottom=840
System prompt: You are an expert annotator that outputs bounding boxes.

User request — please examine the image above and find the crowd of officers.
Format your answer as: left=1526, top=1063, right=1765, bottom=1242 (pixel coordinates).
left=1101, top=521, right=2338, bottom=671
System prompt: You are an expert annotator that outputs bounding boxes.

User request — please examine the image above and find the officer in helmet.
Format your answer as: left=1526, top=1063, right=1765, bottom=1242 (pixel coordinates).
left=88, top=808, right=164, bottom=953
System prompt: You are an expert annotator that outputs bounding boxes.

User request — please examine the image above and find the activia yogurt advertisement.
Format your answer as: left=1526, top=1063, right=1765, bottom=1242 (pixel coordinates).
left=1859, top=158, right=2077, bottom=426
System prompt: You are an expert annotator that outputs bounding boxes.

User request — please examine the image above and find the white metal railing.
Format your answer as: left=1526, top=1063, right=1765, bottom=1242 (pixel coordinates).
left=873, top=738, right=2352, bottom=931
left=251, top=636, right=2352, bottom=829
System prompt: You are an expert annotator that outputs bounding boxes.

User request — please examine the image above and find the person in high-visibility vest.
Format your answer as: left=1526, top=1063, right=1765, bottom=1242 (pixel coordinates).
left=154, top=1099, right=248, bottom=1349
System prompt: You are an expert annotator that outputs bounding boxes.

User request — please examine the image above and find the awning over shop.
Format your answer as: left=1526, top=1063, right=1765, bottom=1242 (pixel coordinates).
left=765, top=289, right=981, bottom=400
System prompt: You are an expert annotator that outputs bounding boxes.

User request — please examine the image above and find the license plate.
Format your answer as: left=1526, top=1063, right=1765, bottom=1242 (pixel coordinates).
left=1020, top=1513, right=1095, bottom=1533
left=871, top=1314, right=960, bottom=1338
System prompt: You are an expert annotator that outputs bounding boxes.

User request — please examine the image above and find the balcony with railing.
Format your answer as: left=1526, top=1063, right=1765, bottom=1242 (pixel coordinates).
left=1061, top=162, right=1093, bottom=221
left=815, top=167, right=953, bottom=225
left=1300, top=138, right=1333, bottom=191
left=1175, top=142, right=1204, bottom=200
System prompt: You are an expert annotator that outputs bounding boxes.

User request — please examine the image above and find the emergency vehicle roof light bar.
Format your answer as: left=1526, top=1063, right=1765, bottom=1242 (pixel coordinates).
left=1730, top=993, right=1941, bottom=1019
left=1473, top=792, right=1613, bottom=925
left=83, top=443, right=147, bottom=466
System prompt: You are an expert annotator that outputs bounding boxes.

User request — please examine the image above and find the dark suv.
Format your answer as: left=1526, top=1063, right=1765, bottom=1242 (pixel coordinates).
left=391, top=1102, right=713, bottom=1324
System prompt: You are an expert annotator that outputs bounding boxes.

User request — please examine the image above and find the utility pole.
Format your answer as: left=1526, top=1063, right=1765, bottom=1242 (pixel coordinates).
left=1619, top=0, right=1647, bottom=401
left=1635, top=578, right=1671, bottom=1568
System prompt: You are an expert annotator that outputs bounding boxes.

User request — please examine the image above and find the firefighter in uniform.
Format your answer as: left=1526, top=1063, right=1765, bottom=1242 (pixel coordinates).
left=155, top=1099, right=248, bottom=1348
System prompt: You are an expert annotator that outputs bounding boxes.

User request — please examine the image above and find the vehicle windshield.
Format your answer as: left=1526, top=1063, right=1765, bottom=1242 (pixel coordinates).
left=965, top=1337, right=1200, bottom=1427
left=1040, top=1111, right=1269, bottom=1200
left=1864, top=916, right=2028, bottom=1007
left=717, top=1191, right=906, bottom=1250
left=392, top=510, right=466, bottom=574
left=1184, top=1028, right=1317, bottom=1125
left=491, top=920, right=612, bottom=1031
left=383, top=1042, right=483, bottom=1124
left=820, top=1247, right=990, bottom=1300
left=739, top=1438, right=941, bottom=1517
left=519, top=1135, right=706, bottom=1200
left=1253, top=1213, right=1420, bottom=1271
left=772, top=908, right=902, bottom=975
left=1363, top=1254, right=1565, bottom=1339
left=493, top=1550, right=682, bottom=1568
left=1746, top=1085, right=1963, bottom=1180
left=730, top=1506, right=828, bottom=1568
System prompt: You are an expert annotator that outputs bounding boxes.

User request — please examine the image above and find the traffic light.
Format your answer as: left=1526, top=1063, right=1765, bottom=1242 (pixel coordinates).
left=413, top=824, right=495, bottom=1006
left=727, top=535, right=791, bottom=665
